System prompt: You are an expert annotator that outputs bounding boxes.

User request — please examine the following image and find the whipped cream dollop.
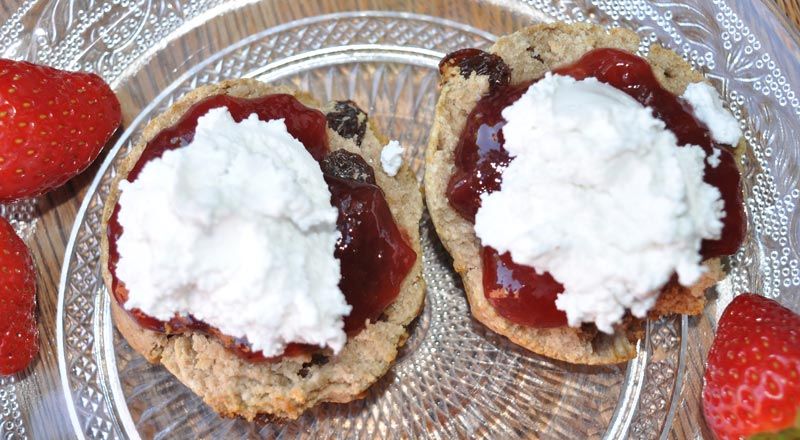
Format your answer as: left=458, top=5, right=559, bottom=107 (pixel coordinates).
left=681, top=82, right=742, bottom=146
left=116, top=107, right=351, bottom=357
left=380, top=140, right=404, bottom=177
left=707, top=147, right=722, bottom=168
left=474, top=74, right=726, bottom=333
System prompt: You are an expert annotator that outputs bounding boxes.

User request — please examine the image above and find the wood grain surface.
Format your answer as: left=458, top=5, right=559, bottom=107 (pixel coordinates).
left=0, top=1, right=798, bottom=439
left=778, top=0, right=800, bottom=26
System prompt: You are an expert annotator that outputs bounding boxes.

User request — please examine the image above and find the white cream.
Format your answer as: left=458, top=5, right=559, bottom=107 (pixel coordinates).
left=116, top=107, right=351, bottom=357
left=707, top=147, right=722, bottom=168
left=474, top=74, right=725, bottom=333
left=681, top=82, right=742, bottom=146
left=380, top=140, right=404, bottom=177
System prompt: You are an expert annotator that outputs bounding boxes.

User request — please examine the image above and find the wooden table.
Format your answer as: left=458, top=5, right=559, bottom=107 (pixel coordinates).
left=778, top=0, right=800, bottom=25
left=1, top=1, right=799, bottom=439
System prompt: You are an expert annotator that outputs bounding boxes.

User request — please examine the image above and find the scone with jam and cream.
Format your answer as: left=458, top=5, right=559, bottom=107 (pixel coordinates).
left=425, top=23, right=746, bottom=365
left=100, top=80, right=425, bottom=419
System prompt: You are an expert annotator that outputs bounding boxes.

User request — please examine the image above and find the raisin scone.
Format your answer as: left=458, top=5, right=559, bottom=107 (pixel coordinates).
left=101, top=79, right=425, bottom=420
left=425, top=23, right=743, bottom=365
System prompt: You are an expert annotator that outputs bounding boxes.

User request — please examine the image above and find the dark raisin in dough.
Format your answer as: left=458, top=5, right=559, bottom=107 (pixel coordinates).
left=326, top=100, right=368, bottom=146
left=321, top=150, right=376, bottom=184
left=439, top=48, right=511, bottom=91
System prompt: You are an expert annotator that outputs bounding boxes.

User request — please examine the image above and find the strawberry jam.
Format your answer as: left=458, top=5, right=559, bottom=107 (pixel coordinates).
left=445, top=48, right=746, bottom=328
left=107, top=94, right=416, bottom=361
left=326, top=174, right=416, bottom=333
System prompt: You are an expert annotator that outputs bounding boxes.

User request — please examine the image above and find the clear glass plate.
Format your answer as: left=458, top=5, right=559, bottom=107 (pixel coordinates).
left=8, top=0, right=792, bottom=438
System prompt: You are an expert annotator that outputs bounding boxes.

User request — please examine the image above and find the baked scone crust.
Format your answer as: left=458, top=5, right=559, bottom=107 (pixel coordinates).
left=424, top=23, right=724, bottom=365
left=101, top=80, right=425, bottom=420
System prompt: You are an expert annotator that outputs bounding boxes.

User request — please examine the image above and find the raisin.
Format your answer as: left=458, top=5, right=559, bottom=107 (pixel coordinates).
left=526, top=46, right=544, bottom=63
left=298, top=354, right=328, bottom=378
left=321, top=150, right=376, bottom=184
left=439, top=48, right=511, bottom=91
left=326, top=100, right=368, bottom=145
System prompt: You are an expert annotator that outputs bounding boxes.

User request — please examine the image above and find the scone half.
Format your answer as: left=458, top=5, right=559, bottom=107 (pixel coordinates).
left=100, top=79, right=425, bottom=420
left=425, top=23, right=729, bottom=365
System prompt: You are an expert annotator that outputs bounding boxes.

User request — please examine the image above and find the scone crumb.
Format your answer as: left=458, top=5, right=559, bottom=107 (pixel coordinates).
left=487, top=288, right=509, bottom=299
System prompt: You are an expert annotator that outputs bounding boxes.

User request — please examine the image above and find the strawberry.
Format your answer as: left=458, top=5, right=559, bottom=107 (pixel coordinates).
left=0, top=59, right=121, bottom=201
left=703, top=294, right=800, bottom=440
left=0, top=216, right=38, bottom=375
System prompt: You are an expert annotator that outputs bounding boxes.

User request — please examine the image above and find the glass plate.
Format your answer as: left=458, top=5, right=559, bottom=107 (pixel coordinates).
left=9, top=0, right=791, bottom=438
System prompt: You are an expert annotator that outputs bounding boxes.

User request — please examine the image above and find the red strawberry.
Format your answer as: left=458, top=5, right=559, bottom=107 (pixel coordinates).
left=703, top=294, right=800, bottom=440
left=0, top=216, right=38, bottom=375
left=0, top=59, right=121, bottom=201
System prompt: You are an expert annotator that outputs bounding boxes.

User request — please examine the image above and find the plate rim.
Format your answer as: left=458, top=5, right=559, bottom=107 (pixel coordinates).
left=51, top=3, right=800, bottom=439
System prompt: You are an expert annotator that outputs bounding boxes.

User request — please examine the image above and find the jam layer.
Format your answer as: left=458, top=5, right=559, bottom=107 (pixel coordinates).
left=107, top=94, right=416, bottom=362
left=445, top=48, right=746, bottom=328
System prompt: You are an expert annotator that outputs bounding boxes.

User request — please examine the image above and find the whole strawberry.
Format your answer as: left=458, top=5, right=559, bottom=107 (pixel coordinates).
left=703, top=294, right=800, bottom=440
left=0, top=59, right=121, bottom=201
left=0, top=216, right=38, bottom=375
